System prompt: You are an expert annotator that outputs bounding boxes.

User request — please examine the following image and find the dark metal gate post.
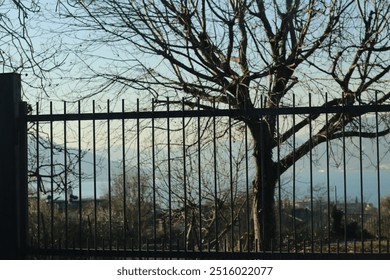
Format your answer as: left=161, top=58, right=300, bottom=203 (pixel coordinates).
left=0, top=73, right=28, bottom=259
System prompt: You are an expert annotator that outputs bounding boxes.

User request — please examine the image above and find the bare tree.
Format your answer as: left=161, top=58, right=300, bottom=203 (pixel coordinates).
left=1, top=1, right=78, bottom=196
left=0, top=1, right=65, bottom=96
left=56, top=0, right=390, bottom=250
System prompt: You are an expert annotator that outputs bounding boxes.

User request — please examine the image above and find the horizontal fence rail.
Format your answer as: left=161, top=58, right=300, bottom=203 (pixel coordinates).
left=26, top=99, right=390, bottom=259
left=26, top=104, right=390, bottom=122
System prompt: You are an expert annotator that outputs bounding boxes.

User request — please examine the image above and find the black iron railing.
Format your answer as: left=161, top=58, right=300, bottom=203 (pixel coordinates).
left=24, top=97, right=390, bottom=259
left=2, top=73, right=389, bottom=259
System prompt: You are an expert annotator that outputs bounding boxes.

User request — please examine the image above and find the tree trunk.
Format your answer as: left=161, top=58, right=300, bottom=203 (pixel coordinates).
left=252, top=163, right=277, bottom=251
left=248, top=119, right=278, bottom=251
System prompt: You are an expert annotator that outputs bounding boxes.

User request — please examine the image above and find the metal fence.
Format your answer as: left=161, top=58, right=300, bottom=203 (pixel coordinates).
left=1, top=73, right=390, bottom=259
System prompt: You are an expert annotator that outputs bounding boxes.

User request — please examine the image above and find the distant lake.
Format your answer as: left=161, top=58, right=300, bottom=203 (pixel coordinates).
left=281, top=169, right=390, bottom=206
left=52, top=168, right=390, bottom=208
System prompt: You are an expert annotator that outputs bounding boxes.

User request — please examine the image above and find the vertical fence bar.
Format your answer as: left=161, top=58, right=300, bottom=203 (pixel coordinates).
left=244, top=106, right=250, bottom=252
left=0, top=73, right=27, bottom=259
left=213, top=99, right=219, bottom=252
left=35, top=102, right=41, bottom=250
left=78, top=101, right=83, bottom=251
left=137, top=99, right=141, bottom=251
left=182, top=99, right=188, bottom=252
left=167, top=98, right=172, bottom=251
left=63, top=101, right=68, bottom=249
left=92, top=100, right=97, bottom=250
left=107, top=100, right=113, bottom=251
left=151, top=99, right=157, bottom=248
left=375, top=92, right=382, bottom=252
left=259, top=96, right=266, bottom=252
left=358, top=98, right=364, bottom=252
left=122, top=99, right=127, bottom=253
left=197, top=99, right=203, bottom=252
left=228, top=101, right=234, bottom=252
left=308, top=93, right=314, bottom=253
left=276, top=101, right=282, bottom=253
left=342, top=96, right=348, bottom=251
left=49, top=102, right=54, bottom=249
left=325, top=93, right=331, bottom=253
left=292, top=94, right=297, bottom=251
